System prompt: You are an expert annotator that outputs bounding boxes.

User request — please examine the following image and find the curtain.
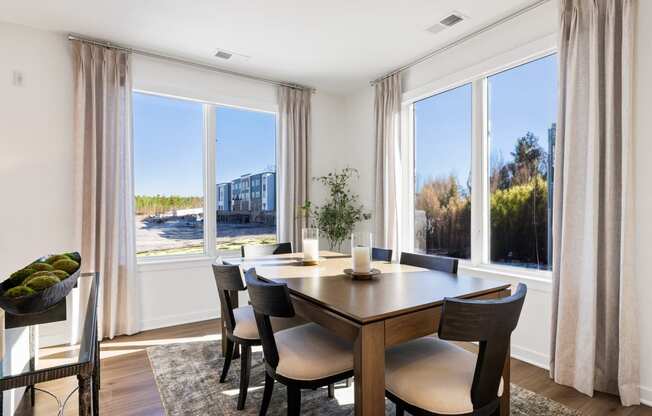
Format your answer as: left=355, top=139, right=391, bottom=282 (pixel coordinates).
left=277, top=86, right=311, bottom=250
left=550, top=0, right=638, bottom=405
left=374, top=74, right=402, bottom=258
left=73, top=41, right=141, bottom=340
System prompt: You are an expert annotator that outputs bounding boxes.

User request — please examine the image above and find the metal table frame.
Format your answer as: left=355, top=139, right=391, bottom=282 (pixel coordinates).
left=0, top=272, right=100, bottom=416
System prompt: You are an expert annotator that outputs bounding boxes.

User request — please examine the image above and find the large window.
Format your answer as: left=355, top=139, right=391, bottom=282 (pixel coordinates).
left=133, top=91, right=277, bottom=259
left=410, top=52, right=558, bottom=273
left=414, top=84, right=472, bottom=259
left=133, top=93, right=205, bottom=257
left=488, top=54, right=557, bottom=270
left=215, top=107, right=277, bottom=252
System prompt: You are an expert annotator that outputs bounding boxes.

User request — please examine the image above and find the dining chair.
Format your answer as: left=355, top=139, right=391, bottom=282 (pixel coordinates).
left=372, top=247, right=393, bottom=262
left=399, top=252, right=458, bottom=274
left=241, top=242, right=293, bottom=257
left=385, top=283, right=527, bottom=416
left=244, top=268, right=354, bottom=416
left=211, top=261, right=260, bottom=410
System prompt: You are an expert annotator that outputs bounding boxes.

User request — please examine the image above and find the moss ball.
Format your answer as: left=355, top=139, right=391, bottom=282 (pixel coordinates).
left=4, top=286, right=36, bottom=298
left=65, top=252, right=82, bottom=263
left=30, top=263, right=54, bottom=272
left=25, top=275, right=60, bottom=291
left=24, top=271, right=56, bottom=283
left=52, top=270, right=70, bottom=280
left=45, top=254, right=70, bottom=265
left=52, top=259, right=79, bottom=274
left=6, top=268, right=36, bottom=287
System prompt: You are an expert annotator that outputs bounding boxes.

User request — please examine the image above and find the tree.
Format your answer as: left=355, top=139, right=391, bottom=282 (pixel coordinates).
left=510, top=132, right=547, bottom=185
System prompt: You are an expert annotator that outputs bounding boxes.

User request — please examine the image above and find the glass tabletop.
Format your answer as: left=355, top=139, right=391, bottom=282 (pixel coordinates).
left=0, top=272, right=99, bottom=380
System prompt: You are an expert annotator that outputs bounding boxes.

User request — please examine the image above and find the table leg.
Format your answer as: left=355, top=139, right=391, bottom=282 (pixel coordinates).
left=78, top=374, right=92, bottom=416
left=354, top=321, right=385, bottom=416
left=500, top=340, right=511, bottom=416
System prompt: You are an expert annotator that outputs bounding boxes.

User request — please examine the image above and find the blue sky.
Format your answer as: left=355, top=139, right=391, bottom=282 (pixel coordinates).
left=133, top=93, right=275, bottom=196
left=415, top=53, right=558, bottom=192
left=134, top=54, right=557, bottom=197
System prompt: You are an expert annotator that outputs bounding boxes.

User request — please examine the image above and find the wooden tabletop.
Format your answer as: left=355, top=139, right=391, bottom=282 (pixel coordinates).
left=225, top=252, right=510, bottom=325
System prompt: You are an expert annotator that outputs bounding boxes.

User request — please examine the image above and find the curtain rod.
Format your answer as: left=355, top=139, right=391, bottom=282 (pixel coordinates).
left=370, top=0, right=552, bottom=86
left=67, top=33, right=316, bottom=93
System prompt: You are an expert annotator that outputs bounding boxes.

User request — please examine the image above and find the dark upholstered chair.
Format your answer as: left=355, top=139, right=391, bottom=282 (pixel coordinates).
left=372, top=247, right=393, bottom=262
left=241, top=242, right=292, bottom=258
left=385, top=284, right=527, bottom=416
left=245, top=268, right=354, bottom=416
left=399, top=252, right=459, bottom=274
left=211, top=261, right=260, bottom=410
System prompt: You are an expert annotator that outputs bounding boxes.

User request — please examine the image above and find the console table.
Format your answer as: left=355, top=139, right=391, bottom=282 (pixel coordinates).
left=0, top=272, right=100, bottom=416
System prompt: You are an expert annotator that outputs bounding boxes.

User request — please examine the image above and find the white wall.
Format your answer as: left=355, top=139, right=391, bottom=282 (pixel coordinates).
left=0, top=21, right=75, bottom=414
left=634, top=0, right=652, bottom=405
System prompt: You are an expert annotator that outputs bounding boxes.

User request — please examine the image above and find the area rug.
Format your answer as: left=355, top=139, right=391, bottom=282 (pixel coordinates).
left=147, top=341, right=581, bottom=416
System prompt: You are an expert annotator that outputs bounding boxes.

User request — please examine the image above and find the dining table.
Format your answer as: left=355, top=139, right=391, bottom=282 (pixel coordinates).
left=223, top=251, right=512, bottom=416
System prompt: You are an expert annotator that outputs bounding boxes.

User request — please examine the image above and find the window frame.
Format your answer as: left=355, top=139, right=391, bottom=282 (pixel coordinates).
left=132, top=89, right=279, bottom=265
left=401, top=37, right=557, bottom=280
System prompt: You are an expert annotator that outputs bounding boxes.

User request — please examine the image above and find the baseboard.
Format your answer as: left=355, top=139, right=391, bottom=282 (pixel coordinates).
left=511, top=343, right=550, bottom=370
left=140, top=309, right=219, bottom=332
left=640, top=385, right=652, bottom=407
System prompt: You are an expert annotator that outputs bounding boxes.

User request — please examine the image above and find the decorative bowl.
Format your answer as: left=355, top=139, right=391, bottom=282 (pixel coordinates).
left=0, top=253, right=81, bottom=316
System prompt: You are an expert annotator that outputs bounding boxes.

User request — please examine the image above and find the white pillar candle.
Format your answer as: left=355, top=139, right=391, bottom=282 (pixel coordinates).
left=303, top=239, right=319, bottom=261
left=352, top=246, right=371, bottom=273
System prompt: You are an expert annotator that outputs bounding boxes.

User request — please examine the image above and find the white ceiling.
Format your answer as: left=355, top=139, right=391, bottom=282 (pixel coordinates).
left=0, top=0, right=537, bottom=94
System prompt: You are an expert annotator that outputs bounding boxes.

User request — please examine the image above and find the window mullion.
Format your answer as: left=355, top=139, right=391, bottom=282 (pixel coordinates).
left=204, top=104, right=217, bottom=257
left=470, top=78, right=488, bottom=266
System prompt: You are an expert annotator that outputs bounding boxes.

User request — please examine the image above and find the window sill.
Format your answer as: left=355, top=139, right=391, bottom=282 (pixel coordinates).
left=458, top=262, right=552, bottom=292
left=137, top=255, right=215, bottom=272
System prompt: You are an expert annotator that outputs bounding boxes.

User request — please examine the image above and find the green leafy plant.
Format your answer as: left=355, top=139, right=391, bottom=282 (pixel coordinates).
left=301, top=168, right=371, bottom=251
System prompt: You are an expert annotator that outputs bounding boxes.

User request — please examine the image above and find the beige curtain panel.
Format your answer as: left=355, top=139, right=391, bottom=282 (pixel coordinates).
left=550, top=0, right=638, bottom=405
left=277, top=86, right=311, bottom=250
left=73, top=41, right=141, bottom=340
left=374, top=73, right=402, bottom=258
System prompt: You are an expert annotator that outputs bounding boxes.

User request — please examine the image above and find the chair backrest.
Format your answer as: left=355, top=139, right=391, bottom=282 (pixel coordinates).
left=211, top=260, right=245, bottom=333
left=241, top=242, right=293, bottom=258
left=244, top=268, right=295, bottom=369
left=399, top=252, right=458, bottom=274
left=372, top=247, right=393, bottom=262
left=438, top=283, right=527, bottom=412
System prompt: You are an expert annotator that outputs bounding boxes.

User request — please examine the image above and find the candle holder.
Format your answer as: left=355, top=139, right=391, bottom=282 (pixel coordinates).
left=302, top=228, right=320, bottom=265
left=345, top=232, right=380, bottom=280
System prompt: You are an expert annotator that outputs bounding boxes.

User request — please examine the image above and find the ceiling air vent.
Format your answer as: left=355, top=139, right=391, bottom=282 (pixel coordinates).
left=215, top=50, right=233, bottom=60
left=426, top=12, right=466, bottom=35
left=440, top=13, right=464, bottom=27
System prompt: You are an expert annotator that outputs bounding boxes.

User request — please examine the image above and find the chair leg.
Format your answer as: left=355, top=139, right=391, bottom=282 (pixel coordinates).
left=219, top=337, right=235, bottom=383
left=287, top=386, right=301, bottom=416
left=327, top=383, right=335, bottom=398
left=237, top=345, right=252, bottom=410
left=396, top=402, right=405, bottom=416
left=233, top=341, right=241, bottom=359
left=259, top=372, right=275, bottom=416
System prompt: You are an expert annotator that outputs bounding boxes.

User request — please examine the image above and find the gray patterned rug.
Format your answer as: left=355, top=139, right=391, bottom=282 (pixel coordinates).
left=147, top=341, right=581, bottom=416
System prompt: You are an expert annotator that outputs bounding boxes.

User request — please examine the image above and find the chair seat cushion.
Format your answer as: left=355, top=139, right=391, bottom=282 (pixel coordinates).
left=275, top=323, right=353, bottom=381
left=232, top=306, right=259, bottom=340
left=231, top=306, right=306, bottom=340
left=386, top=337, right=503, bottom=415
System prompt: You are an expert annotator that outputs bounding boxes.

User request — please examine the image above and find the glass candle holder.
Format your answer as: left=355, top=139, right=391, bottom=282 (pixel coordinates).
left=351, top=232, right=373, bottom=273
left=302, top=228, right=320, bottom=264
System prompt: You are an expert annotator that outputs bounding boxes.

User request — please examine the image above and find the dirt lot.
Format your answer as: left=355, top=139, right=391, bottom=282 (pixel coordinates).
left=136, top=215, right=276, bottom=256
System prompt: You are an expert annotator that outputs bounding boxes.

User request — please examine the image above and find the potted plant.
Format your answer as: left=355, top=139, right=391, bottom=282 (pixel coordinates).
left=301, top=168, right=371, bottom=252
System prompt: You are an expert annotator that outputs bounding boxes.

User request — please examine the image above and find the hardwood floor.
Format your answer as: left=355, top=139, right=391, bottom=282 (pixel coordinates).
left=16, top=319, right=651, bottom=416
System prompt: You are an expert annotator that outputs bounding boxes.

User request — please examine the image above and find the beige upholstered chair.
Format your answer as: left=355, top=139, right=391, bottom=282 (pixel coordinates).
left=245, top=268, right=354, bottom=416
left=385, top=284, right=527, bottom=416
